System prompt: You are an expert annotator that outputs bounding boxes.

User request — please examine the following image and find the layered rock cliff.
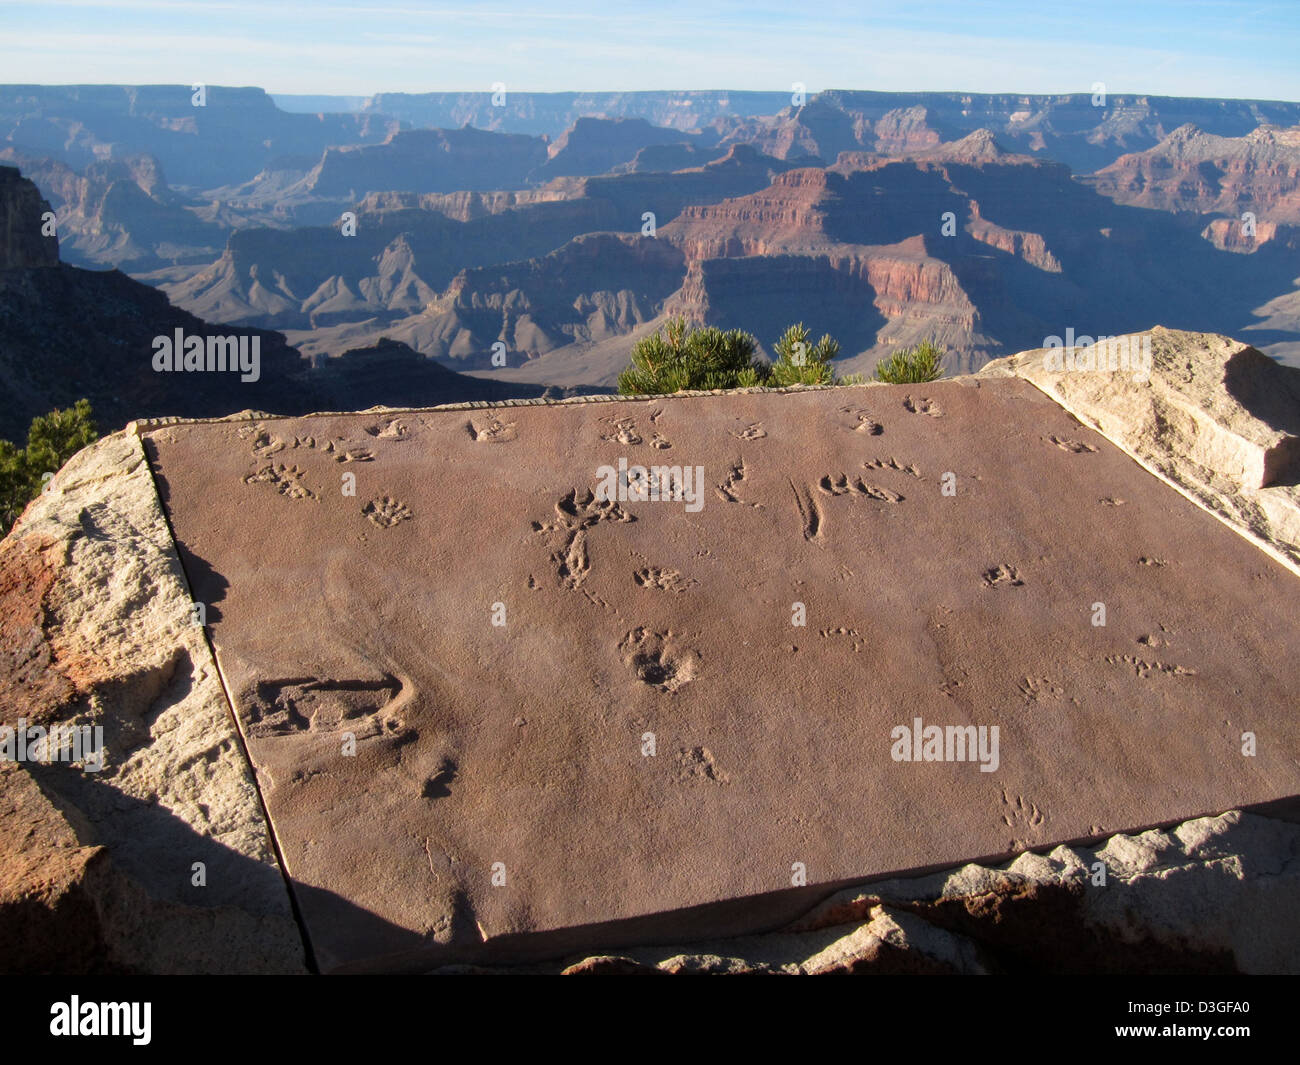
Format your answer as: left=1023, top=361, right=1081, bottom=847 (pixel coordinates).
left=0, top=165, right=57, bottom=269
left=0, top=150, right=226, bottom=269
left=0, top=168, right=552, bottom=439
left=304, top=127, right=550, bottom=197
left=1090, top=123, right=1300, bottom=224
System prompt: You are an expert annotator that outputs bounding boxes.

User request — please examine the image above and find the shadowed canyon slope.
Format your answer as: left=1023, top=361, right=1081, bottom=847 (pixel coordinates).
left=0, top=168, right=558, bottom=440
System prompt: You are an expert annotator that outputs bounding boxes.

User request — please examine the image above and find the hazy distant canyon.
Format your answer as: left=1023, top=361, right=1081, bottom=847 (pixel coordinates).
left=4, top=83, right=1300, bottom=393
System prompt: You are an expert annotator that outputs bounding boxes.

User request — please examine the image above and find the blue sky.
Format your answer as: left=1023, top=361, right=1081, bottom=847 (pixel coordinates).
left=2, top=0, right=1298, bottom=101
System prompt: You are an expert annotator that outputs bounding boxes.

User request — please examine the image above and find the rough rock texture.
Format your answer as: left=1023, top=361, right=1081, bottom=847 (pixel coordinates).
left=143, top=376, right=1300, bottom=973
left=0, top=431, right=306, bottom=973
left=982, top=326, right=1300, bottom=573
left=548, top=904, right=988, bottom=975
left=789, top=809, right=1300, bottom=974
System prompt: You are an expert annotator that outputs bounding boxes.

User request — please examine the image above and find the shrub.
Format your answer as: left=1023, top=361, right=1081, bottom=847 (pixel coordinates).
left=769, top=322, right=841, bottom=387
left=618, top=316, right=767, bottom=394
left=0, top=399, right=98, bottom=534
left=873, top=340, right=947, bottom=383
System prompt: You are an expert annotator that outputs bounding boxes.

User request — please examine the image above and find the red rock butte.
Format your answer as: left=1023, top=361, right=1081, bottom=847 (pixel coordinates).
left=136, top=366, right=1300, bottom=972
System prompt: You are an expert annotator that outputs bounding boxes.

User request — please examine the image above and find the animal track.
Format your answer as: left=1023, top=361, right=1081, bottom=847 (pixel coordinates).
left=1049, top=434, right=1097, bottom=453
left=1100, top=497, right=1127, bottom=506
left=819, top=626, right=865, bottom=652
left=982, top=564, right=1024, bottom=588
left=903, top=396, right=942, bottom=417
left=1017, top=676, right=1064, bottom=703
left=325, top=442, right=374, bottom=463
left=363, top=497, right=412, bottom=527
left=817, top=474, right=904, bottom=502
left=421, top=757, right=459, bottom=799
left=244, top=463, right=318, bottom=501
left=250, top=429, right=287, bottom=457
left=552, top=487, right=635, bottom=529
left=731, top=422, right=767, bottom=440
left=1000, top=789, right=1046, bottom=848
left=250, top=426, right=374, bottom=463
left=716, top=460, right=763, bottom=507
left=619, top=628, right=700, bottom=692
left=1138, top=556, right=1169, bottom=567
left=244, top=674, right=412, bottom=740
left=467, top=417, right=517, bottom=443
left=840, top=407, right=883, bottom=434
left=789, top=479, right=824, bottom=543
left=599, top=418, right=643, bottom=446
left=863, top=457, right=921, bottom=478
left=634, top=567, right=697, bottom=593
left=677, top=746, right=730, bottom=785
left=1105, top=654, right=1197, bottom=678
left=533, top=489, right=636, bottom=589
left=365, top=419, right=409, bottom=440
left=555, top=531, right=590, bottom=588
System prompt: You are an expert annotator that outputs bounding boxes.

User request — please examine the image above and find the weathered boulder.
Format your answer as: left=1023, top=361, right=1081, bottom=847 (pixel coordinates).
left=0, top=431, right=305, bottom=973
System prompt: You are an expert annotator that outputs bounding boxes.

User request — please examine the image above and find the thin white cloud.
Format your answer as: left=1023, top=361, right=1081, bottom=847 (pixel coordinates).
left=1, top=0, right=1296, bottom=99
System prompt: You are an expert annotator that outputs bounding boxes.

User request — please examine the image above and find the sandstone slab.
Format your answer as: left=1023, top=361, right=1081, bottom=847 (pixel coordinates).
left=141, top=378, right=1300, bottom=972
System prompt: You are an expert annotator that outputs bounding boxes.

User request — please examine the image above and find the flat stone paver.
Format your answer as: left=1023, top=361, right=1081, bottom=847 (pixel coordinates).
left=142, top=378, right=1300, bottom=971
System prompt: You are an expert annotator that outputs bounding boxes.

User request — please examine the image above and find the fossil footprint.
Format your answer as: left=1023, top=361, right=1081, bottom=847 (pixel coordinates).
left=619, top=628, right=700, bottom=693
left=363, top=497, right=413, bottom=527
